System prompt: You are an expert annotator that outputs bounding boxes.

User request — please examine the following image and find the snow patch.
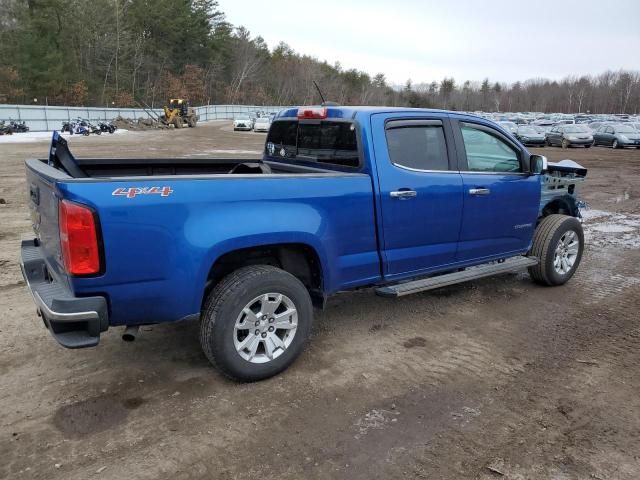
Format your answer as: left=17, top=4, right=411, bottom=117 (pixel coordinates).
left=583, top=209, right=640, bottom=249
left=0, top=129, right=128, bottom=143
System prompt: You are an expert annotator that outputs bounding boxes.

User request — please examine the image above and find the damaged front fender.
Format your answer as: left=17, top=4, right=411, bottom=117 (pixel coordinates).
left=540, top=159, right=588, bottom=218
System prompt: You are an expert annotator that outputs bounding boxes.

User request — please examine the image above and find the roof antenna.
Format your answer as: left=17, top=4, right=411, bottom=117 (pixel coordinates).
left=313, top=80, right=326, bottom=105
left=313, top=81, right=339, bottom=107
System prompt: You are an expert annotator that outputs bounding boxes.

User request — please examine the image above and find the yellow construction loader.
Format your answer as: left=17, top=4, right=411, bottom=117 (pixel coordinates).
left=162, top=99, right=198, bottom=128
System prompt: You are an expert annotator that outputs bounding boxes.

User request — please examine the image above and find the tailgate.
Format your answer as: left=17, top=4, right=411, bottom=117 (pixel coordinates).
left=25, top=160, right=70, bottom=289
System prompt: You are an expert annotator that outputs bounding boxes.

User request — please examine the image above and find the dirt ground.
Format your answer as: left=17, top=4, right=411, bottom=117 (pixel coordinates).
left=1, top=121, right=639, bottom=480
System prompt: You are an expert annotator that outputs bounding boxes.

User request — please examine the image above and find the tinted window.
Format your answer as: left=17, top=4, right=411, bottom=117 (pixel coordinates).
left=265, top=120, right=359, bottom=167
left=386, top=126, right=449, bottom=171
left=266, top=120, right=297, bottom=157
left=461, top=125, right=521, bottom=173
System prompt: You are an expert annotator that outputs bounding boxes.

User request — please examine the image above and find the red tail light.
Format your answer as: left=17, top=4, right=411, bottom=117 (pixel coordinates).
left=59, top=200, right=101, bottom=275
left=297, top=107, right=327, bottom=119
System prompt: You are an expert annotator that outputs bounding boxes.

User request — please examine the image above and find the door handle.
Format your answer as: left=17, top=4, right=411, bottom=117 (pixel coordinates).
left=469, top=188, right=491, bottom=196
left=390, top=190, right=417, bottom=199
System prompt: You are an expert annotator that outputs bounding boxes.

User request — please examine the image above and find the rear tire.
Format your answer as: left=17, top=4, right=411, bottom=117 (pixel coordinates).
left=200, top=265, right=313, bottom=382
left=528, top=214, right=584, bottom=286
left=561, top=139, right=569, bottom=149
left=612, top=139, right=619, bottom=149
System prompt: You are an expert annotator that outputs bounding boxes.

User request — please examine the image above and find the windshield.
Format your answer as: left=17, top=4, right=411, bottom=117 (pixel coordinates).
left=236, top=117, right=250, bottom=121
left=615, top=126, right=636, bottom=133
left=518, top=127, right=537, bottom=134
left=265, top=120, right=359, bottom=168
left=255, top=118, right=269, bottom=124
left=563, top=126, right=589, bottom=133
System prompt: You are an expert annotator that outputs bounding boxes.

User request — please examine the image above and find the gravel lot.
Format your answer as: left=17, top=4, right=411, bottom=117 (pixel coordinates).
left=1, top=121, right=639, bottom=480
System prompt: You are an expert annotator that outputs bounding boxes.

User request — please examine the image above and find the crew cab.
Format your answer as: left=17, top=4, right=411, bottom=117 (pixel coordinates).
left=21, top=106, right=587, bottom=381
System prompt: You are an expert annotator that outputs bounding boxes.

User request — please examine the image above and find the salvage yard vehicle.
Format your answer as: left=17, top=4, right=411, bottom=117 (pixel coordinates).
left=515, top=125, right=546, bottom=146
left=253, top=116, right=271, bottom=132
left=20, top=106, right=587, bottom=381
left=233, top=116, right=253, bottom=131
left=497, top=120, right=518, bottom=134
left=545, top=124, right=593, bottom=148
left=592, top=124, right=640, bottom=149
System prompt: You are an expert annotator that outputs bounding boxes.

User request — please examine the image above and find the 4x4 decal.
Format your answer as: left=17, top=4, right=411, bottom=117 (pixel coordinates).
left=112, top=186, right=174, bottom=198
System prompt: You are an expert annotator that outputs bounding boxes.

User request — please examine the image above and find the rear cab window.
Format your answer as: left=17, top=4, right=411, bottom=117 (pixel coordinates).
left=265, top=120, right=360, bottom=168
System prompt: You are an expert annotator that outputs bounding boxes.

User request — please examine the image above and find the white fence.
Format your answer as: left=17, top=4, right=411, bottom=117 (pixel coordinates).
left=0, top=104, right=287, bottom=131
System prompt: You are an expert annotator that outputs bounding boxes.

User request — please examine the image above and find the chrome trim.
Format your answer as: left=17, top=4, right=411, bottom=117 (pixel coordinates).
left=391, top=163, right=457, bottom=174
left=390, top=190, right=417, bottom=199
left=20, top=258, right=99, bottom=323
left=390, top=162, right=527, bottom=176
left=469, top=188, right=491, bottom=195
left=458, top=171, right=528, bottom=176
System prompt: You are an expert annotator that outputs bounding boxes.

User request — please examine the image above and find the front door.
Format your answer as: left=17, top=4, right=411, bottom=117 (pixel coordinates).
left=452, top=119, right=540, bottom=262
left=371, top=114, right=464, bottom=278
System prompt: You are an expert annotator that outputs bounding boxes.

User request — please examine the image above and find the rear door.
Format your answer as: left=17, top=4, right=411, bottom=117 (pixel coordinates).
left=371, top=113, right=464, bottom=278
left=452, top=119, right=540, bottom=262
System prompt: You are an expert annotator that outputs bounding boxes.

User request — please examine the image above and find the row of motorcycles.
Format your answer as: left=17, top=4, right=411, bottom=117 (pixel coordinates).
left=61, top=118, right=117, bottom=136
left=0, top=120, right=29, bottom=135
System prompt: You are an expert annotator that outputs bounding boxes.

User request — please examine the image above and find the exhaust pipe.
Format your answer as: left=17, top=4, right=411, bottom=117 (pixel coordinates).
left=122, top=325, right=139, bottom=342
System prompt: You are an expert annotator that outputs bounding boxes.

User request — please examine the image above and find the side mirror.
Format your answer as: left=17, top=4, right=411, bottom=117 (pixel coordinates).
left=530, top=154, right=548, bottom=174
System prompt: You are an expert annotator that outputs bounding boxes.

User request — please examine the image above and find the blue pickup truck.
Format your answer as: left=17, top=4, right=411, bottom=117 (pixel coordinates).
left=21, top=106, right=587, bottom=381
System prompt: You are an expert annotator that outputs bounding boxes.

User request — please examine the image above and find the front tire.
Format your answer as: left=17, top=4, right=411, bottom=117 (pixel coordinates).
left=528, top=214, right=584, bottom=286
left=561, top=138, right=569, bottom=149
left=612, top=139, right=619, bottom=149
left=200, top=265, right=313, bottom=382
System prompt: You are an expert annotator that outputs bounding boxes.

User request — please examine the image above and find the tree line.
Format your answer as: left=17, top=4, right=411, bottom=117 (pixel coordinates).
left=0, top=0, right=639, bottom=114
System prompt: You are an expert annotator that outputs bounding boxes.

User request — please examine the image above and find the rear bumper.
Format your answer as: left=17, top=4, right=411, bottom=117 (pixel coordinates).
left=20, top=239, right=108, bottom=348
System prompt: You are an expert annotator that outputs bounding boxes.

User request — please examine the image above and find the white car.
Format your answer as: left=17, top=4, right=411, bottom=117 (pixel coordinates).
left=233, top=117, right=253, bottom=131
left=253, top=117, right=271, bottom=133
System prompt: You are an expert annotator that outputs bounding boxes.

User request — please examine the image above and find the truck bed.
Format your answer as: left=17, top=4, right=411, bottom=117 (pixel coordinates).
left=40, top=132, right=350, bottom=179
left=48, top=154, right=341, bottom=178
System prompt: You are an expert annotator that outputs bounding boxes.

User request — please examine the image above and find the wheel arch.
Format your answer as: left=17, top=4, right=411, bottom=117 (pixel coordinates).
left=540, top=195, right=579, bottom=219
left=198, top=240, right=327, bottom=311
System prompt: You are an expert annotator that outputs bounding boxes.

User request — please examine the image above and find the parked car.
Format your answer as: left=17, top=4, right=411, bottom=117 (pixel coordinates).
left=497, top=121, right=518, bottom=134
left=233, top=117, right=253, bottom=131
left=545, top=125, right=593, bottom=148
left=21, top=106, right=587, bottom=381
left=592, top=124, right=640, bottom=149
left=515, top=126, right=546, bottom=146
left=253, top=117, right=271, bottom=133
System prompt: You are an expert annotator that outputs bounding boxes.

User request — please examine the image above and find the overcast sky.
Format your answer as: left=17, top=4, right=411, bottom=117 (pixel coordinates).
left=218, top=0, right=640, bottom=86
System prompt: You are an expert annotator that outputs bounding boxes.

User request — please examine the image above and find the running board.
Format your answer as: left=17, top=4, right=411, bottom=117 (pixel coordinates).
left=375, top=256, right=539, bottom=298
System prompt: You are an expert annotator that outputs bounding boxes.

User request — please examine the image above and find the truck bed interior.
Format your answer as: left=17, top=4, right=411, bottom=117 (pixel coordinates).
left=47, top=133, right=343, bottom=178
left=72, top=157, right=327, bottom=177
